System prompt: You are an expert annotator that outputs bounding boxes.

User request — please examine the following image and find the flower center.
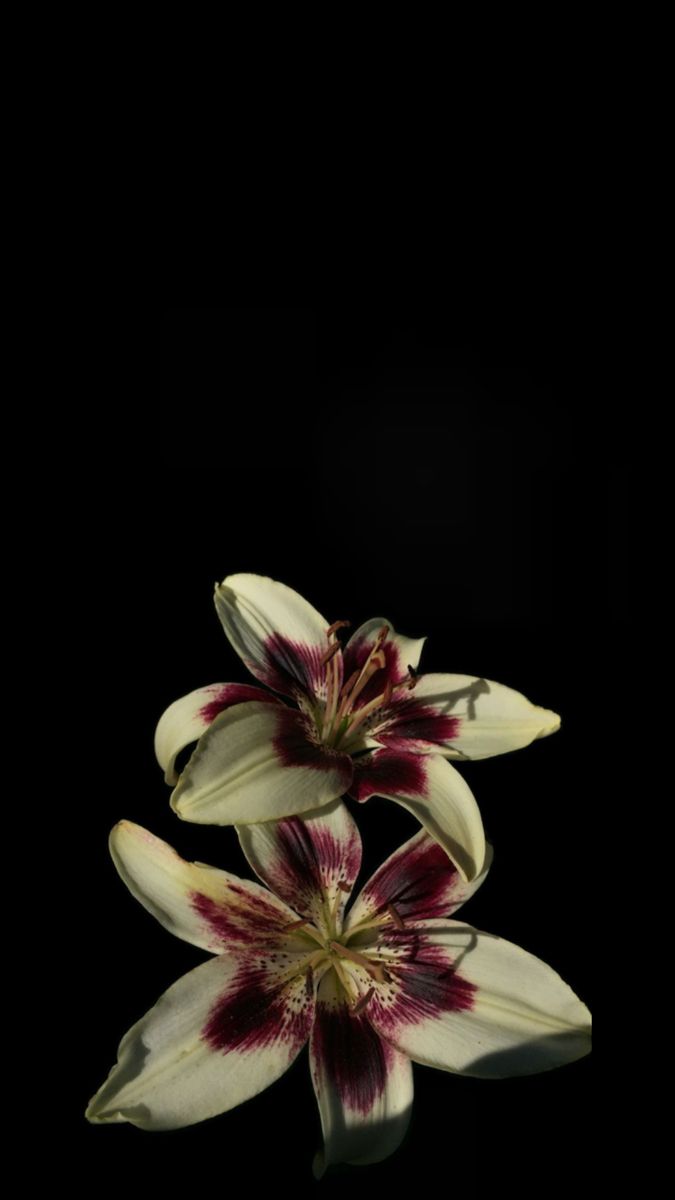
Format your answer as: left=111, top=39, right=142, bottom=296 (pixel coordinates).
left=287, top=901, right=405, bottom=1015
left=317, top=621, right=416, bottom=749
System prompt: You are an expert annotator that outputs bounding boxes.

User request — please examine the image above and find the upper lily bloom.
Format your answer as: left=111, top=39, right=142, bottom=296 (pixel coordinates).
left=86, top=807, right=591, bottom=1175
left=156, top=574, right=560, bottom=880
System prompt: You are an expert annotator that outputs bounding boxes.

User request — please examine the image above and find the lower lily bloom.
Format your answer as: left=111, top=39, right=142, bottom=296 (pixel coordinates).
left=87, top=805, right=591, bottom=1174
left=156, top=574, right=560, bottom=879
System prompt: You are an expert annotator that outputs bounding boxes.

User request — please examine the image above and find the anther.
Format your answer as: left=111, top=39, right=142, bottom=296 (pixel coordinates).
left=337, top=880, right=351, bottom=893
left=341, top=669, right=360, bottom=697
left=406, top=664, right=418, bottom=689
left=352, top=987, right=375, bottom=1016
left=386, top=902, right=405, bottom=930
left=327, top=620, right=351, bottom=638
left=320, top=641, right=342, bottom=666
left=375, top=625, right=389, bottom=648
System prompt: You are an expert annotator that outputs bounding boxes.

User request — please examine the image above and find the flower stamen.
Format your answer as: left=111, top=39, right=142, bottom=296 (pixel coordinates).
left=326, top=620, right=351, bottom=638
left=330, top=940, right=388, bottom=983
left=320, top=641, right=342, bottom=667
left=351, top=987, right=375, bottom=1016
left=386, top=902, right=405, bottom=930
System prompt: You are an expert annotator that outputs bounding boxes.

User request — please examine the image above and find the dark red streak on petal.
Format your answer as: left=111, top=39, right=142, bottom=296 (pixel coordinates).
left=273, top=708, right=353, bottom=777
left=190, top=888, right=288, bottom=948
left=258, top=633, right=326, bottom=696
left=363, top=837, right=463, bottom=922
left=349, top=751, right=427, bottom=802
left=372, top=935, right=476, bottom=1036
left=312, top=1003, right=396, bottom=1114
left=203, top=962, right=313, bottom=1053
left=379, top=703, right=462, bottom=747
left=260, top=816, right=361, bottom=919
left=198, top=684, right=280, bottom=725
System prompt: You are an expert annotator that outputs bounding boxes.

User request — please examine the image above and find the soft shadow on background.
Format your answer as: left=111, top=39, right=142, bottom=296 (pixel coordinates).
left=73, top=310, right=601, bottom=1193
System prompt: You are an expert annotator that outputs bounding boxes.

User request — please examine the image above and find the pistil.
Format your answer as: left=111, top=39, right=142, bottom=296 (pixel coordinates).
left=330, top=940, right=388, bottom=983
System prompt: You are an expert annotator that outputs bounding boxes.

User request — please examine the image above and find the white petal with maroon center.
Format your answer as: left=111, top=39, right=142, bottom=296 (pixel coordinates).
left=110, top=820, right=305, bottom=953
left=86, top=951, right=315, bottom=1130
left=350, top=750, right=486, bottom=882
left=370, top=673, right=561, bottom=759
left=154, top=682, right=281, bottom=785
left=88, top=815, right=591, bottom=1168
left=310, top=968, right=413, bottom=1176
left=361, top=921, right=591, bottom=1079
left=171, top=701, right=353, bottom=824
left=237, top=798, right=362, bottom=933
left=214, top=573, right=334, bottom=700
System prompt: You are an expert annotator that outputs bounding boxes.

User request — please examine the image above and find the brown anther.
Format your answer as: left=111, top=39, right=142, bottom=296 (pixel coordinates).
left=383, top=677, right=394, bottom=708
left=342, top=669, right=359, bottom=692
left=352, top=987, right=375, bottom=1016
left=327, top=620, right=351, bottom=638
left=337, top=879, right=351, bottom=892
left=320, top=641, right=342, bottom=666
left=305, top=966, right=314, bottom=996
left=386, top=902, right=405, bottom=930
left=406, top=664, right=418, bottom=690
left=375, top=625, right=390, bottom=648
left=370, top=650, right=386, bottom=672
left=283, top=919, right=309, bottom=931
left=381, top=967, right=392, bottom=983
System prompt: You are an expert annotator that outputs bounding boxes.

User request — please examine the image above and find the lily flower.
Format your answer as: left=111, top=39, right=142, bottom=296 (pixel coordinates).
left=156, top=574, right=560, bottom=881
left=86, top=804, right=591, bottom=1175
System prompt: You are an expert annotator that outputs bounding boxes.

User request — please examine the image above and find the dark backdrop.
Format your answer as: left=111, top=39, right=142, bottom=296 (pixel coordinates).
left=74, top=310, right=599, bottom=1193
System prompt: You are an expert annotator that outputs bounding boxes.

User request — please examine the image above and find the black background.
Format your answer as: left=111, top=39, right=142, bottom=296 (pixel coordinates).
left=74, top=310, right=599, bottom=1192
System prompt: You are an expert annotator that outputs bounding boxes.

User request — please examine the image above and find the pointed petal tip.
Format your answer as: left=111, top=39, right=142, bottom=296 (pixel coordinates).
left=312, top=1151, right=327, bottom=1180
left=84, top=1090, right=121, bottom=1125
left=109, top=819, right=138, bottom=846
left=534, top=707, right=561, bottom=739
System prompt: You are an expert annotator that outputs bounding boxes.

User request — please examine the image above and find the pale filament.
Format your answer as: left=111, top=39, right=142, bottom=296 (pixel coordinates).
left=319, top=620, right=419, bottom=746
left=331, top=940, right=389, bottom=983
